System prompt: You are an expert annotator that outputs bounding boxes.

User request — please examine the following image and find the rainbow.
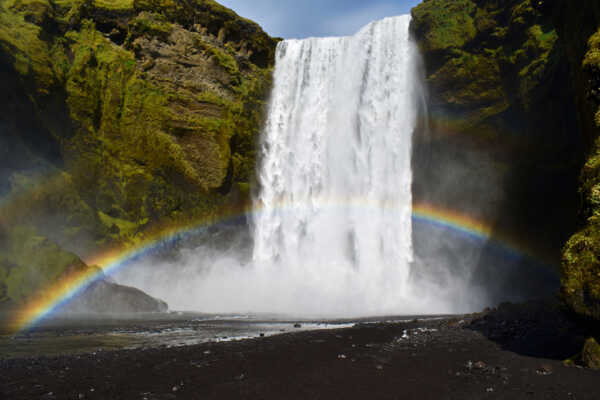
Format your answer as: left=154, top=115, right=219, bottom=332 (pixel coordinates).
left=5, top=202, right=548, bottom=334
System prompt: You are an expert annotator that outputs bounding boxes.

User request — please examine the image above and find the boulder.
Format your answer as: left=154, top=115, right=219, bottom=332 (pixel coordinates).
left=65, top=279, right=168, bottom=314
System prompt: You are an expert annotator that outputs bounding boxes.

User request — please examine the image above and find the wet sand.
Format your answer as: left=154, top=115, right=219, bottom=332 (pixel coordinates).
left=1, top=301, right=598, bottom=400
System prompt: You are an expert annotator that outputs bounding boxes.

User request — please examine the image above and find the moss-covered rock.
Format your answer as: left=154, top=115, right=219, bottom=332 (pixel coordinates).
left=561, top=25, right=600, bottom=322
left=0, top=0, right=277, bottom=306
left=581, top=337, right=600, bottom=369
left=410, top=0, right=581, bottom=275
left=411, top=0, right=561, bottom=141
left=411, top=1, right=600, bottom=322
left=0, top=225, right=89, bottom=303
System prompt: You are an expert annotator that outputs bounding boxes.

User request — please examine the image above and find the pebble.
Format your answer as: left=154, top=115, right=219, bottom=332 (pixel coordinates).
left=235, top=373, right=246, bottom=381
left=536, top=364, right=553, bottom=376
left=474, top=361, right=487, bottom=369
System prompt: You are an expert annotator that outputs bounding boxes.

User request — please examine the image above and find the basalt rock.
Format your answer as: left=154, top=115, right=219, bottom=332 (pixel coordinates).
left=66, top=279, right=168, bottom=313
left=0, top=225, right=167, bottom=312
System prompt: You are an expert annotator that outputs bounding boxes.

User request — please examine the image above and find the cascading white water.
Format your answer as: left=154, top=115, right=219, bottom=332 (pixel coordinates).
left=251, top=15, right=420, bottom=315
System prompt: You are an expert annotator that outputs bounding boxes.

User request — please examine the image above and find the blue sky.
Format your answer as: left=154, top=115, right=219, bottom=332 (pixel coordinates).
left=218, top=0, right=421, bottom=39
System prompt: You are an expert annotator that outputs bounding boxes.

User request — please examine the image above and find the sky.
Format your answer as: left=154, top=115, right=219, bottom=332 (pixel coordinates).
left=217, top=0, right=421, bottom=39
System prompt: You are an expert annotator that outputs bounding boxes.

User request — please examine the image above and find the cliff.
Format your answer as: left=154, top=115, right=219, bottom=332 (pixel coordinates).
left=0, top=0, right=278, bottom=307
left=549, top=0, right=600, bottom=322
left=410, top=0, right=580, bottom=304
left=411, top=0, right=600, bottom=326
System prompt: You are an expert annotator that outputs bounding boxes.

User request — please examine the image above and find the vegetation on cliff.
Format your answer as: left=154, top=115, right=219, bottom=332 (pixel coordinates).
left=0, top=0, right=278, bottom=306
left=561, top=26, right=600, bottom=322
left=411, top=0, right=561, bottom=142
left=409, top=0, right=580, bottom=286
left=412, top=0, right=600, bottom=340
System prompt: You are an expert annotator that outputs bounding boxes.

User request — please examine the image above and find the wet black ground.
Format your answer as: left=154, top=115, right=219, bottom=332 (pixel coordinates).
left=1, top=301, right=598, bottom=400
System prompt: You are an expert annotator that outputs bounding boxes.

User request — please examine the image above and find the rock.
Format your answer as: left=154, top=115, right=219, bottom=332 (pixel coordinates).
left=410, top=0, right=598, bottom=313
left=474, top=361, right=487, bottom=369
left=64, top=280, right=168, bottom=314
left=0, top=0, right=279, bottom=308
left=234, top=373, right=246, bottom=381
left=535, top=364, right=553, bottom=375
left=582, top=337, right=600, bottom=369
left=294, top=323, right=302, bottom=328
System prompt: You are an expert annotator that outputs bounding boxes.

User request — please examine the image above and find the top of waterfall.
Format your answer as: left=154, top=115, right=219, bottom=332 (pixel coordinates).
left=280, top=14, right=411, bottom=42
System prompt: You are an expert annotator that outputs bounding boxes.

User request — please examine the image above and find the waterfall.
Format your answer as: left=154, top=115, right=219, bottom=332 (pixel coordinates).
left=115, top=15, right=435, bottom=316
left=252, top=15, right=421, bottom=315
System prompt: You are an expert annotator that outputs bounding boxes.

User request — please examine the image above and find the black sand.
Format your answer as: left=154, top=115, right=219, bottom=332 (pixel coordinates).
left=1, top=302, right=598, bottom=400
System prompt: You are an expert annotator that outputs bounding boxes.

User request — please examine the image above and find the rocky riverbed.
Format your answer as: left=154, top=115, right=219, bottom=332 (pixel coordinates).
left=1, top=301, right=599, bottom=399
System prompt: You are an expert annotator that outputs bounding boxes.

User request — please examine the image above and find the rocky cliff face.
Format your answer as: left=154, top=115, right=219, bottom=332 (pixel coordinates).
left=411, top=0, right=600, bottom=322
left=0, top=0, right=278, bottom=308
left=549, top=0, right=600, bottom=322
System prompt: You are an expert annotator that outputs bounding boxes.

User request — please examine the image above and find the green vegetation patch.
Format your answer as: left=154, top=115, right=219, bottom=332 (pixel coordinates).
left=129, top=11, right=172, bottom=40
left=0, top=226, right=89, bottom=303
left=561, top=28, right=600, bottom=322
left=0, top=0, right=276, bottom=254
left=411, top=0, right=477, bottom=53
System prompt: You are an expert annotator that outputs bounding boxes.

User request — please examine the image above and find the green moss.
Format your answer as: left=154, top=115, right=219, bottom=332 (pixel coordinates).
left=431, top=50, right=504, bottom=106
left=411, top=0, right=560, bottom=147
left=0, top=0, right=276, bottom=259
left=516, top=25, right=558, bottom=110
left=207, top=46, right=240, bottom=83
left=98, top=210, right=140, bottom=241
left=129, top=11, right=172, bottom=40
left=133, top=0, right=277, bottom=67
left=561, top=28, right=600, bottom=321
left=0, top=0, right=56, bottom=94
left=562, top=136, right=600, bottom=318
left=509, top=1, right=536, bottom=28
left=411, top=0, right=477, bottom=53
left=0, top=226, right=88, bottom=303
left=583, top=30, right=600, bottom=70
left=582, top=337, right=600, bottom=369
left=92, top=0, right=134, bottom=10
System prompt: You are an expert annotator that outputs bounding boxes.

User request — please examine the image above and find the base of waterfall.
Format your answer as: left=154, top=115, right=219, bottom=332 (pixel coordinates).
left=2, top=300, right=598, bottom=400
